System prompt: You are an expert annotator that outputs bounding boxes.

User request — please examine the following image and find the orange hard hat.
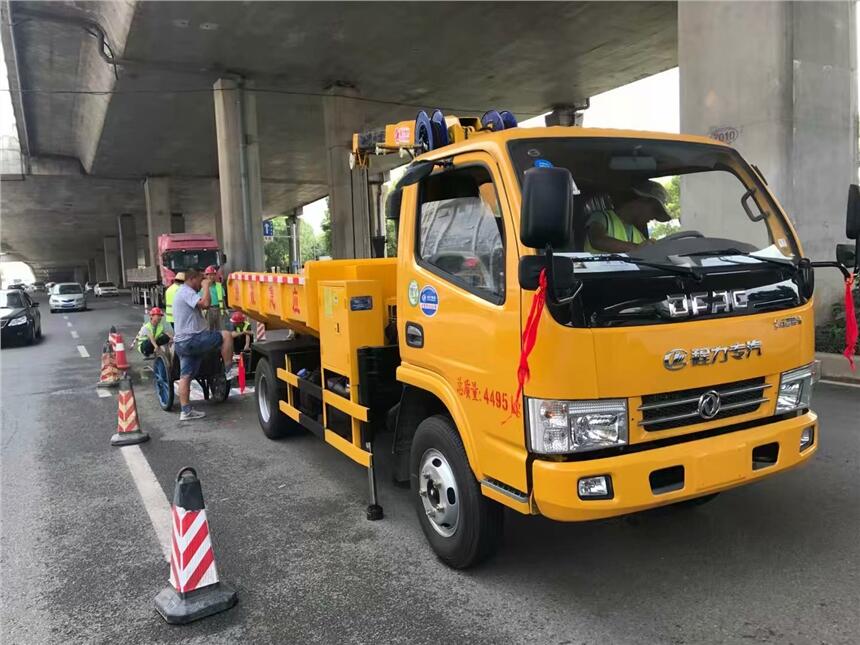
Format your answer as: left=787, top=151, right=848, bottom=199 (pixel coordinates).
left=204, top=265, right=218, bottom=275
left=150, top=307, right=164, bottom=316
left=230, top=311, right=246, bottom=323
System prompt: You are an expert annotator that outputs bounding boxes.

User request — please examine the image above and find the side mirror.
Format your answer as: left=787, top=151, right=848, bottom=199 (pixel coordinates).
left=386, top=188, right=403, bottom=220
left=836, top=243, right=856, bottom=268
left=32, top=301, right=39, bottom=307
left=396, top=161, right=434, bottom=188
left=847, top=184, right=860, bottom=240
left=519, top=167, right=574, bottom=249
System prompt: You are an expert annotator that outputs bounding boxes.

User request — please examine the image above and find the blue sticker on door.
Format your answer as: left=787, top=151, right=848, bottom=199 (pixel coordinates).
left=418, top=285, right=439, bottom=317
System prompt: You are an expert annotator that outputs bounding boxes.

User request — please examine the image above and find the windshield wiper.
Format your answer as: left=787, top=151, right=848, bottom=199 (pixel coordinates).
left=578, top=254, right=703, bottom=280
left=680, top=248, right=798, bottom=272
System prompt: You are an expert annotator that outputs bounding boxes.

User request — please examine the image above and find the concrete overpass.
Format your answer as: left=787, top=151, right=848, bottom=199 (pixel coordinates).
left=0, top=1, right=856, bottom=312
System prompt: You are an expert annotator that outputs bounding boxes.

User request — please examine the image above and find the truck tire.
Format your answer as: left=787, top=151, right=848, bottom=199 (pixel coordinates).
left=255, top=357, right=302, bottom=439
left=410, top=415, right=503, bottom=569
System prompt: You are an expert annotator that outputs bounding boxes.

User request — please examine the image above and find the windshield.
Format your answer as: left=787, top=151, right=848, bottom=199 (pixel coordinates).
left=507, top=137, right=798, bottom=269
left=100, top=282, right=116, bottom=287
left=57, top=284, right=83, bottom=295
left=1, top=292, right=25, bottom=308
left=162, top=250, right=220, bottom=272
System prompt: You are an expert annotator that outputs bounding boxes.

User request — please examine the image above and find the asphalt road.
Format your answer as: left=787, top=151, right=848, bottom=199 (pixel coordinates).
left=1, top=295, right=858, bottom=644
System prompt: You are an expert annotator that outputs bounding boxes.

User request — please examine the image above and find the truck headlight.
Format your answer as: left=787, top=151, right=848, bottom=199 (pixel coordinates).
left=775, top=363, right=815, bottom=413
left=526, top=398, right=628, bottom=455
left=8, top=315, right=28, bottom=326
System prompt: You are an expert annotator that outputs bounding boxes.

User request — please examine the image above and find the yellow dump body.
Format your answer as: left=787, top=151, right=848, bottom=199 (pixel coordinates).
left=227, top=258, right=398, bottom=336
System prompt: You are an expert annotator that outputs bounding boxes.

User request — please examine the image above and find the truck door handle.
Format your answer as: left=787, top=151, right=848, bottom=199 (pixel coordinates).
left=405, top=322, right=424, bottom=348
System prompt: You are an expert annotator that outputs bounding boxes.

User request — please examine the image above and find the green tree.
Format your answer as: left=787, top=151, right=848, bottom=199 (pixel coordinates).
left=319, top=199, right=332, bottom=257
left=263, top=216, right=290, bottom=270
left=299, top=219, right=320, bottom=264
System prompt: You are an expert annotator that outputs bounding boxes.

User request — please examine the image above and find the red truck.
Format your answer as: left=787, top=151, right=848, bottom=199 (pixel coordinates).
left=126, top=233, right=224, bottom=307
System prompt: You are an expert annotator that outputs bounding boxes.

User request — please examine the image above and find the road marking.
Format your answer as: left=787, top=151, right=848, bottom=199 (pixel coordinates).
left=76, top=345, right=90, bottom=358
left=96, top=388, right=112, bottom=398
left=70, top=330, right=79, bottom=339
left=820, top=378, right=860, bottom=389
left=63, top=315, right=68, bottom=320
left=120, top=445, right=172, bottom=562
left=66, top=321, right=72, bottom=327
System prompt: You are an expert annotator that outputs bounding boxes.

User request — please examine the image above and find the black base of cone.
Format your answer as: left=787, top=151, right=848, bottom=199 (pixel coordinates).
left=110, top=430, right=150, bottom=446
left=155, top=582, right=237, bottom=625
left=366, top=504, right=384, bottom=521
left=96, top=380, right=120, bottom=388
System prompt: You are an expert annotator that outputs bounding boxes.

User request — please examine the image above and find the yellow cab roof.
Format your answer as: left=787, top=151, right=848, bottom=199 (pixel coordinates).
left=416, top=125, right=728, bottom=164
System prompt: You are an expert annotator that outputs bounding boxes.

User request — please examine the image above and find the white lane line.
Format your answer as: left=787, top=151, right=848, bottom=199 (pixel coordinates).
left=76, top=345, right=90, bottom=358
left=96, top=388, right=112, bottom=398
left=66, top=321, right=72, bottom=327
left=120, top=445, right=172, bottom=562
left=63, top=315, right=68, bottom=320
left=70, top=330, right=79, bottom=339
left=820, top=378, right=860, bottom=389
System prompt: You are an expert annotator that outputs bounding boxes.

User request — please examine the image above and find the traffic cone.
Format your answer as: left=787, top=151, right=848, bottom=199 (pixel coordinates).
left=110, top=326, right=130, bottom=371
left=155, top=467, right=237, bottom=624
left=237, top=354, right=246, bottom=394
left=110, top=375, right=150, bottom=446
left=96, top=341, right=120, bottom=388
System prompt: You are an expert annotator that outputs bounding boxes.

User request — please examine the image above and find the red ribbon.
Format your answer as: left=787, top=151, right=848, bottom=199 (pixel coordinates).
left=238, top=354, right=246, bottom=393
left=511, top=269, right=547, bottom=418
left=844, top=274, right=857, bottom=371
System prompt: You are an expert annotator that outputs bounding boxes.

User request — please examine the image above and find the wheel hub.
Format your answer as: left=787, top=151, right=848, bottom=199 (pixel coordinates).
left=418, top=448, right=459, bottom=537
left=258, top=373, right=270, bottom=423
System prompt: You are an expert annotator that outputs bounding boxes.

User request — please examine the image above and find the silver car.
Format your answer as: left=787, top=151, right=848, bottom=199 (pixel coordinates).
left=49, top=283, right=87, bottom=313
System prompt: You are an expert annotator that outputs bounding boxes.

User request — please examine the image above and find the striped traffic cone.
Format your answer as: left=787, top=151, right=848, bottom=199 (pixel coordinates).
left=155, top=467, right=237, bottom=624
left=109, top=326, right=130, bottom=371
left=96, top=341, right=120, bottom=388
left=110, top=375, right=150, bottom=446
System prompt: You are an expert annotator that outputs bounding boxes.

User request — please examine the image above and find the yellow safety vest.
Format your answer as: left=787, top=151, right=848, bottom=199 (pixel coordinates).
left=585, top=209, right=645, bottom=253
left=164, top=283, right=179, bottom=323
left=136, top=320, right=165, bottom=351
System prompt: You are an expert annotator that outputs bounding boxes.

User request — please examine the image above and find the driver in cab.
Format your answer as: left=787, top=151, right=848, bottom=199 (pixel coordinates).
left=585, top=181, right=672, bottom=253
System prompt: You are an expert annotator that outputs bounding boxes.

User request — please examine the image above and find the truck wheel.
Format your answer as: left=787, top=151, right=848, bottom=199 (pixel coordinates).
left=255, top=358, right=302, bottom=439
left=154, top=354, right=174, bottom=411
left=410, top=415, right=503, bottom=569
left=209, top=373, right=230, bottom=403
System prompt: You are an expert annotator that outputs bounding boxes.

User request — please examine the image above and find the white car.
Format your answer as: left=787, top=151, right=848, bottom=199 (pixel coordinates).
left=94, top=281, right=119, bottom=297
left=49, top=283, right=87, bottom=313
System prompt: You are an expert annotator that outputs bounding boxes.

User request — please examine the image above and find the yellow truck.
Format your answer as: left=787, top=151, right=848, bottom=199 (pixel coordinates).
left=230, top=111, right=859, bottom=568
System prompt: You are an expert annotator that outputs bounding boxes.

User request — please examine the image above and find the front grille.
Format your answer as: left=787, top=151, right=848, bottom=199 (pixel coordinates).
left=639, top=377, right=769, bottom=432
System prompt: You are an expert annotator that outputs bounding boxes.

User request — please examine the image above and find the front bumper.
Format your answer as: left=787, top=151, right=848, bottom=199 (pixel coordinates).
left=52, top=300, right=84, bottom=309
left=532, top=411, right=818, bottom=521
left=1, top=322, right=31, bottom=342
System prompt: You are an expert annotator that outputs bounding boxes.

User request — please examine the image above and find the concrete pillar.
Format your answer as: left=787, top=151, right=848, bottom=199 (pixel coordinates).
left=73, top=266, right=87, bottom=285
left=213, top=77, right=265, bottom=273
left=94, top=255, right=107, bottom=282
left=144, top=177, right=171, bottom=271
left=212, top=179, right=224, bottom=244
left=117, top=213, right=137, bottom=285
left=323, top=86, right=372, bottom=259
left=87, top=258, right=96, bottom=283
left=103, top=236, right=120, bottom=285
left=134, top=213, right=149, bottom=266
left=171, top=213, right=185, bottom=234
left=679, top=1, right=858, bottom=313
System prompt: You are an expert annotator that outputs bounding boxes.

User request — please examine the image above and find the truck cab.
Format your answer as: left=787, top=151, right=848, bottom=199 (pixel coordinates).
left=231, top=114, right=858, bottom=569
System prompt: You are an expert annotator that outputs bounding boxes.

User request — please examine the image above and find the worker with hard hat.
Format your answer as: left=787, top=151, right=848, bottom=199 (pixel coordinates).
left=201, top=265, right=227, bottom=330
left=585, top=181, right=672, bottom=253
left=136, top=307, right=173, bottom=357
left=164, top=272, right=185, bottom=327
left=227, top=311, right=253, bottom=353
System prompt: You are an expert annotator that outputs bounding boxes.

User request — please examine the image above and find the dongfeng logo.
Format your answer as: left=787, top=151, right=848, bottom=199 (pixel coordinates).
left=663, top=290, right=749, bottom=318
left=697, top=390, right=722, bottom=419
